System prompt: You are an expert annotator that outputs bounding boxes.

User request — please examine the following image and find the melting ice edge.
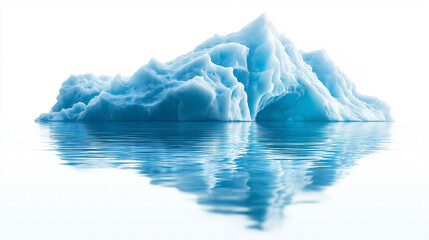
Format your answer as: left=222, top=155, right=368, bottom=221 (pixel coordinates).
left=37, top=14, right=391, bottom=122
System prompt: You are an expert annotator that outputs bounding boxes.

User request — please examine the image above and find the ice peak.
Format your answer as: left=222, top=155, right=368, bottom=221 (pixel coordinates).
left=239, top=13, right=278, bottom=37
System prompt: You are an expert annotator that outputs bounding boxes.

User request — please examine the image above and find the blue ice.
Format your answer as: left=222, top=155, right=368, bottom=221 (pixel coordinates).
left=37, top=14, right=391, bottom=122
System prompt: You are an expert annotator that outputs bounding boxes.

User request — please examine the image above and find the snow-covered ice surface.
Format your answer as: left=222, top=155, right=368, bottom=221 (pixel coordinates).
left=37, top=15, right=391, bottom=122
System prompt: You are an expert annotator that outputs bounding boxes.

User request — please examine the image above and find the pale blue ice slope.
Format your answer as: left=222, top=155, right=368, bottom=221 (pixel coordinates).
left=37, top=15, right=391, bottom=122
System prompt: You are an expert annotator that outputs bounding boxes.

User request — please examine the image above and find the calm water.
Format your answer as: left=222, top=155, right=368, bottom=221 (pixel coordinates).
left=1, top=122, right=428, bottom=239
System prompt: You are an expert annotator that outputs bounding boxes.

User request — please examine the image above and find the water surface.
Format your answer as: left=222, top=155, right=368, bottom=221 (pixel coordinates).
left=1, top=122, right=428, bottom=239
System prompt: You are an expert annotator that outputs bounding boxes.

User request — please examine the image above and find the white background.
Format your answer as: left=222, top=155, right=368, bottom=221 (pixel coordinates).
left=1, top=0, right=428, bottom=125
left=1, top=2, right=429, bottom=239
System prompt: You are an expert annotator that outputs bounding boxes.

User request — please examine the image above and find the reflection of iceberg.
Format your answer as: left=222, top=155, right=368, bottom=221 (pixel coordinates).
left=37, top=15, right=391, bottom=122
left=42, top=122, right=391, bottom=229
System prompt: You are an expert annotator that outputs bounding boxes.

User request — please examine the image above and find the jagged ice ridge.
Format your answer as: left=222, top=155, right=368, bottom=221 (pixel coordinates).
left=37, top=15, right=391, bottom=122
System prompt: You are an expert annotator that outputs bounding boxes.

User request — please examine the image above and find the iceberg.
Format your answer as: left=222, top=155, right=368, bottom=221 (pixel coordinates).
left=37, top=14, right=391, bottom=122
